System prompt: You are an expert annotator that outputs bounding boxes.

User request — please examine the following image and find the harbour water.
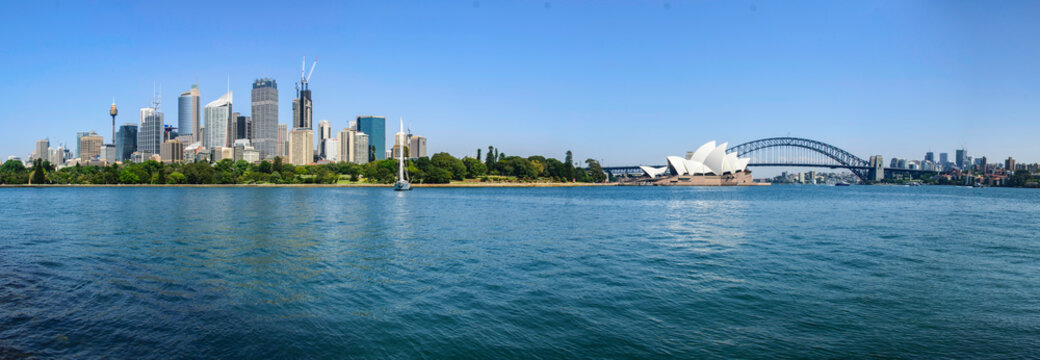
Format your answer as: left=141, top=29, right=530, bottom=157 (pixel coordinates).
left=2, top=186, right=1039, bottom=358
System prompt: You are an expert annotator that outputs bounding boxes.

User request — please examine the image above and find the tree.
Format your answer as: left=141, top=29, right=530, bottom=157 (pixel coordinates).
left=29, top=159, right=48, bottom=185
left=485, top=146, right=496, bottom=174
left=119, top=169, right=140, bottom=184
left=168, top=172, right=187, bottom=184
left=272, top=157, right=283, bottom=172
left=463, top=157, right=487, bottom=178
left=258, top=160, right=272, bottom=174
left=564, top=150, right=575, bottom=181
left=585, top=159, right=607, bottom=183
left=431, top=152, right=467, bottom=180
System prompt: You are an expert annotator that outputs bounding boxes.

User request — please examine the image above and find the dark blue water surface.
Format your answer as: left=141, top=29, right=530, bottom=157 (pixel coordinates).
left=2, top=186, right=1039, bottom=358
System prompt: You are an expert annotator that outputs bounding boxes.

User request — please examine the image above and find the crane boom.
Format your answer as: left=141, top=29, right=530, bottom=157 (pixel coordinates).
left=306, top=57, right=318, bottom=82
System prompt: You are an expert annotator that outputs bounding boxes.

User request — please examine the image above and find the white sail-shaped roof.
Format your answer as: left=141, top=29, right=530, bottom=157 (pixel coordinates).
left=639, top=166, right=669, bottom=178
left=690, top=141, right=716, bottom=163
left=666, top=156, right=689, bottom=175
left=703, top=142, right=727, bottom=175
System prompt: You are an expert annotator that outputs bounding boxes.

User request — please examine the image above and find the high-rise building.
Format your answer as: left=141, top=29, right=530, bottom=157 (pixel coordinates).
left=318, top=120, right=332, bottom=159
left=204, top=92, right=233, bottom=150
left=79, top=133, right=103, bottom=161
left=234, top=113, right=252, bottom=143
left=337, top=129, right=370, bottom=164
left=277, top=124, right=288, bottom=158
left=293, top=58, right=316, bottom=131
left=391, top=129, right=407, bottom=159
left=178, top=83, right=201, bottom=144
left=160, top=140, right=184, bottom=163
left=1006, top=157, right=1016, bottom=174
left=116, top=124, right=138, bottom=162
left=939, top=152, right=949, bottom=167
left=408, top=135, right=427, bottom=159
left=100, top=144, right=116, bottom=162
left=251, top=78, right=278, bottom=159
left=75, top=131, right=91, bottom=158
left=138, top=107, right=163, bottom=156
left=956, top=149, right=967, bottom=169
left=35, top=139, right=49, bottom=161
left=288, top=128, right=314, bottom=166
left=924, top=152, right=934, bottom=164
left=325, top=137, right=339, bottom=162
left=50, top=146, right=65, bottom=166
left=353, top=131, right=369, bottom=164
left=356, top=116, right=386, bottom=161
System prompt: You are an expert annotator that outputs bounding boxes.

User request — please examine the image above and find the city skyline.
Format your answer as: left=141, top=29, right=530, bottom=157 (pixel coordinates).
left=2, top=1, right=1039, bottom=166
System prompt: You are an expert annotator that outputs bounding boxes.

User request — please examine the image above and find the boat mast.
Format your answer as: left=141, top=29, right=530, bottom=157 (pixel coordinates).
left=399, top=117, right=405, bottom=182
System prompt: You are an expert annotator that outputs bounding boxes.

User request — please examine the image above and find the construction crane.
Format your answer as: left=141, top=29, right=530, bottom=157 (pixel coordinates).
left=296, top=56, right=318, bottom=92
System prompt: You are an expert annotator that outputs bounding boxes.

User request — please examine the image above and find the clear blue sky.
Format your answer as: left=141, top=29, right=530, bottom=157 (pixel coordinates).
left=2, top=0, right=1039, bottom=166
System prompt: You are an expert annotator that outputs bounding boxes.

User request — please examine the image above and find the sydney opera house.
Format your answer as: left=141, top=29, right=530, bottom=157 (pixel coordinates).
left=637, top=141, right=758, bottom=186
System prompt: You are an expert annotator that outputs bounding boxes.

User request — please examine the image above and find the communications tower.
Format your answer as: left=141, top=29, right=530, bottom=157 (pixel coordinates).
left=109, top=98, right=118, bottom=142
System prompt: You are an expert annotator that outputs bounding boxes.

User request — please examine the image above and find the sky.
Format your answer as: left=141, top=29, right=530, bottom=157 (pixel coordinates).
left=1, top=0, right=1039, bottom=168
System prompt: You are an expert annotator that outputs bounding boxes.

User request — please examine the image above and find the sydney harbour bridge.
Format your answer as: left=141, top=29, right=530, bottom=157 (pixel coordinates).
left=603, top=137, right=930, bottom=182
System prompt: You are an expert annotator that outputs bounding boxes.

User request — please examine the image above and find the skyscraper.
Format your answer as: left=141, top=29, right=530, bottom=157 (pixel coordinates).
left=408, top=135, right=427, bottom=159
left=288, top=128, right=314, bottom=166
left=234, top=112, right=251, bottom=143
left=75, top=131, right=91, bottom=158
left=204, top=92, right=233, bottom=150
left=391, top=128, right=406, bottom=159
left=356, top=116, right=386, bottom=161
left=251, top=78, right=278, bottom=159
left=178, top=84, right=200, bottom=144
left=924, top=152, right=934, bottom=164
left=956, top=149, right=967, bottom=169
left=939, top=152, right=949, bottom=167
left=35, top=139, right=49, bottom=161
left=116, top=124, right=138, bottom=161
left=318, top=120, right=331, bottom=159
left=138, top=107, right=163, bottom=156
left=277, top=124, right=288, bottom=158
left=80, top=133, right=103, bottom=161
left=293, top=57, right=316, bottom=131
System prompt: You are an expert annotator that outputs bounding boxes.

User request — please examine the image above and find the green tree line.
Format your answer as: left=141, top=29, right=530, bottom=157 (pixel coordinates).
left=0, top=147, right=608, bottom=185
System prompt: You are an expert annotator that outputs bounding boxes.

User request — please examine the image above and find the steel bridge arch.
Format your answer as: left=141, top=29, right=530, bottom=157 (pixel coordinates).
left=726, top=137, right=872, bottom=181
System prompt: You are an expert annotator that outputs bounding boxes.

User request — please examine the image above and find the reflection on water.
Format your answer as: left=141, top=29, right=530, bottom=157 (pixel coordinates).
left=1, top=186, right=1039, bottom=358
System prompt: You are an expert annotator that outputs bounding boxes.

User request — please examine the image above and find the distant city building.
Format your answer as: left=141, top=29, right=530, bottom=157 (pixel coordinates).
left=277, top=123, right=288, bottom=158
left=1006, top=157, right=1016, bottom=174
left=251, top=78, right=278, bottom=159
left=75, top=131, right=91, bottom=158
left=204, top=91, right=233, bottom=150
left=939, top=152, right=949, bottom=167
left=925, top=152, right=934, bottom=164
left=356, top=116, right=386, bottom=161
left=116, top=124, right=138, bottom=162
left=234, top=113, right=252, bottom=142
left=183, top=143, right=202, bottom=163
left=100, top=144, right=115, bottom=162
left=50, top=146, right=65, bottom=166
left=956, top=149, right=967, bottom=169
left=138, top=107, right=163, bottom=157
left=318, top=120, right=332, bottom=159
left=160, top=140, right=183, bottom=163
left=289, top=128, right=314, bottom=166
left=178, top=83, right=201, bottom=144
left=337, top=129, right=369, bottom=164
left=35, top=139, right=49, bottom=161
left=292, top=84, right=312, bottom=130
left=79, top=133, right=103, bottom=161
left=391, top=129, right=407, bottom=159
left=408, top=135, right=427, bottom=159
left=324, top=137, right=339, bottom=162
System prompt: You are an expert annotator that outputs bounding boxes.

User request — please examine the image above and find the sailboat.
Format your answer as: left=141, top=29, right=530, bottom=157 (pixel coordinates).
left=393, top=117, right=412, bottom=191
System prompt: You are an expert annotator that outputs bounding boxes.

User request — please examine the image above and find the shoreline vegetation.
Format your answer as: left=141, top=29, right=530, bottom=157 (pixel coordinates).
left=2, top=147, right=611, bottom=186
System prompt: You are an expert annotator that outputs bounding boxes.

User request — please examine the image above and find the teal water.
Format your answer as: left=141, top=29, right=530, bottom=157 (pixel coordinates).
left=1, top=186, right=1039, bottom=358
